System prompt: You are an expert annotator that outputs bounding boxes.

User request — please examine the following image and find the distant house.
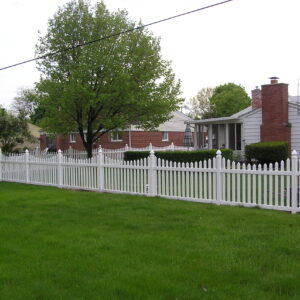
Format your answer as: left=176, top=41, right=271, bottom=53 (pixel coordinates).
left=190, top=77, right=300, bottom=155
left=15, top=123, right=41, bottom=151
left=39, top=111, right=193, bottom=151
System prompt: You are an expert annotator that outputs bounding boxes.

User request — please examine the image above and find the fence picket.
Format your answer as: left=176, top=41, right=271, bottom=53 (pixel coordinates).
left=232, top=161, right=236, bottom=203
left=208, top=160, right=212, bottom=200
left=286, top=159, right=291, bottom=207
left=203, top=160, right=207, bottom=200
left=242, top=163, right=246, bottom=203
left=258, top=164, right=262, bottom=205
left=226, top=159, right=231, bottom=202
left=263, top=164, right=268, bottom=205
left=186, top=162, right=190, bottom=199
left=252, top=164, right=257, bottom=205
left=269, top=163, right=273, bottom=205
left=247, top=164, right=251, bottom=204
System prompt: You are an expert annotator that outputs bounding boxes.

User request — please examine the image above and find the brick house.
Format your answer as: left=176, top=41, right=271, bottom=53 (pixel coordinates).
left=190, top=77, right=300, bottom=155
left=39, top=111, right=193, bottom=151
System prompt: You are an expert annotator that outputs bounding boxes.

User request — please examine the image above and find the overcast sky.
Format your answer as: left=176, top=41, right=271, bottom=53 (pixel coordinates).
left=1, top=0, right=300, bottom=109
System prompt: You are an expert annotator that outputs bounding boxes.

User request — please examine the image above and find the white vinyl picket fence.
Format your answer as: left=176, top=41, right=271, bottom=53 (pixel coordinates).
left=1, top=148, right=300, bottom=214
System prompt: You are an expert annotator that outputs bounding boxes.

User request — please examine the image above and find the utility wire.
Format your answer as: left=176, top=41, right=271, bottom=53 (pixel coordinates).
left=0, top=0, right=233, bottom=71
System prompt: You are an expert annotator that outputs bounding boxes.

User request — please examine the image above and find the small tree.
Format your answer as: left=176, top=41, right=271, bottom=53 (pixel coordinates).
left=35, top=0, right=182, bottom=157
left=11, top=87, right=46, bottom=125
left=188, top=87, right=214, bottom=119
left=0, top=107, right=33, bottom=153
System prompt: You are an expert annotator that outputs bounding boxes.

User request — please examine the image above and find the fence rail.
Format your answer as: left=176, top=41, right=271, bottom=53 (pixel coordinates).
left=39, top=143, right=193, bottom=160
left=1, top=148, right=299, bottom=214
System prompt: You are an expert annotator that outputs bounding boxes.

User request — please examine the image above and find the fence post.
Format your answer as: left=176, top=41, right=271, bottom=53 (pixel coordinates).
left=57, top=149, right=63, bottom=187
left=171, top=142, right=175, bottom=151
left=25, top=149, right=30, bottom=183
left=98, top=146, right=104, bottom=191
left=125, top=144, right=129, bottom=152
left=0, top=148, right=2, bottom=182
left=291, top=150, right=298, bottom=214
left=216, top=150, right=222, bottom=205
left=148, top=150, right=157, bottom=197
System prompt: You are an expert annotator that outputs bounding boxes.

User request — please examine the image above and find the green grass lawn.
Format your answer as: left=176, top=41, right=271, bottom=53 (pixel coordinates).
left=1, top=182, right=300, bottom=300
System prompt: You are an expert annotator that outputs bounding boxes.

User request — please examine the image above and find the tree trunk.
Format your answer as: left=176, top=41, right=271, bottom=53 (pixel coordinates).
left=85, top=141, right=93, bottom=159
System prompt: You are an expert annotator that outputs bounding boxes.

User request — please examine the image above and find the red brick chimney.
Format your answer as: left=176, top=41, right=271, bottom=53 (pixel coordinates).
left=260, top=77, right=290, bottom=147
left=251, top=86, right=262, bottom=109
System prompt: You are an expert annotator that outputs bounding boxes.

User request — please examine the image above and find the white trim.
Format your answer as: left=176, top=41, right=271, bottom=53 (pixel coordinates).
left=69, top=133, right=76, bottom=143
left=111, top=131, right=123, bottom=142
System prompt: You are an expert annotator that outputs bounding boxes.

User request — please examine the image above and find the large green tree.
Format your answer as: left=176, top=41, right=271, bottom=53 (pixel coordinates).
left=208, top=83, right=251, bottom=118
left=35, top=0, right=182, bottom=157
left=0, top=107, right=33, bottom=153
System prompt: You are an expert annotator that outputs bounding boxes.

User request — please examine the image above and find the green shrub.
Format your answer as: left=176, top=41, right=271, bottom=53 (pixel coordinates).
left=155, top=149, right=232, bottom=163
left=245, top=141, right=288, bottom=163
left=124, top=151, right=150, bottom=161
left=124, top=149, right=233, bottom=163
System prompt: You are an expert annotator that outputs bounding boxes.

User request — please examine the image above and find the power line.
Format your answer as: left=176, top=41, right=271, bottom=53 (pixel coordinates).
left=0, top=0, right=233, bottom=71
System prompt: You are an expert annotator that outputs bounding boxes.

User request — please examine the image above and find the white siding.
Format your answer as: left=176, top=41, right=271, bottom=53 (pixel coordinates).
left=289, top=104, right=300, bottom=153
left=240, top=104, right=300, bottom=153
left=241, top=109, right=262, bottom=148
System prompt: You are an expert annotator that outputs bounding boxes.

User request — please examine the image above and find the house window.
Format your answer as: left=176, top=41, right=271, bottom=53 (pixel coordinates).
left=111, top=131, right=123, bottom=142
left=69, top=134, right=76, bottom=143
left=162, top=131, right=169, bottom=141
left=229, top=123, right=241, bottom=150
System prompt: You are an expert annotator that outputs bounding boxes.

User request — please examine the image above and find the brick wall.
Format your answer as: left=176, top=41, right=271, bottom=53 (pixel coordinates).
left=260, top=82, right=291, bottom=147
left=251, top=87, right=262, bottom=109
left=39, top=135, right=47, bottom=150
left=40, top=131, right=192, bottom=151
left=130, top=131, right=186, bottom=148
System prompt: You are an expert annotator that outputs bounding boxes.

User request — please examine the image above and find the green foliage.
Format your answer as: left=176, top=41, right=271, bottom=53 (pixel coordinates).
left=0, top=107, right=33, bottom=153
left=124, top=149, right=233, bottom=163
left=124, top=151, right=150, bottom=161
left=30, top=103, right=46, bottom=125
left=245, top=141, right=289, bottom=163
left=208, top=83, right=251, bottom=118
left=155, top=149, right=233, bottom=163
left=35, top=0, right=182, bottom=157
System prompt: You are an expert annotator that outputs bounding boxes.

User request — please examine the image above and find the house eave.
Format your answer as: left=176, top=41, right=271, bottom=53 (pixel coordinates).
left=189, top=117, right=240, bottom=125
left=189, top=106, right=262, bottom=125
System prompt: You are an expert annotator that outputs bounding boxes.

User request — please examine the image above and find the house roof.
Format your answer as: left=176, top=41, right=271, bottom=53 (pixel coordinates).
left=28, top=123, right=41, bottom=138
left=189, top=106, right=254, bottom=125
left=131, top=110, right=193, bottom=132
left=289, top=96, right=300, bottom=103
left=190, top=96, right=300, bottom=125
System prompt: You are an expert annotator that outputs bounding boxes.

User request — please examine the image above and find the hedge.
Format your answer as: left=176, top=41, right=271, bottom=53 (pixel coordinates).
left=124, top=149, right=233, bottom=163
left=245, top=141, right=288, bottom=163
left=123, top=151, right=149, bottom=161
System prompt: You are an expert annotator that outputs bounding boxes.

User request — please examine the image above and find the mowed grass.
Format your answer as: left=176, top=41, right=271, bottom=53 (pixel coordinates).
left=1, top=183, right=300, bottom=300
